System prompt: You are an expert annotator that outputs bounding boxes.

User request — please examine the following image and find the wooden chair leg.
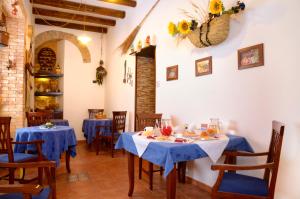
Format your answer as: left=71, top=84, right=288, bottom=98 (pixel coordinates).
left=95, top=138, right=100, bottom=156
left=8, top=168, right=15, bottom=184
left=149, top=162, right=153, bottom=190
left=138, top=158, right=143, bottom=179
left=111, top=140, right=114, bottom=158
left=38, top=167, right=43, bottom=185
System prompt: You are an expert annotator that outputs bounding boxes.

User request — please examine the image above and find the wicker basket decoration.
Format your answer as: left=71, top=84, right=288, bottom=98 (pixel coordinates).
left=168, top=1, right=245, bottom=48
left=187, top=14, right=230, bottom=48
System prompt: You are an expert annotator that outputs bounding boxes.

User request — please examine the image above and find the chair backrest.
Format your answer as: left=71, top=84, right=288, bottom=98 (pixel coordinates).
left=112, top=111, right=127, bottom=135
left=0, top=117, right=13, bottom=161
left=264, top=120, right=285, bottom=197
left=136, top=113, right=163, bottom=131
left=26, top=112, right=52, bottom=127
left=0, top=161, right=56, bottom=199
left=88, top=109, right=104, bottom=119
left=42, top=110, right=54, bottom=119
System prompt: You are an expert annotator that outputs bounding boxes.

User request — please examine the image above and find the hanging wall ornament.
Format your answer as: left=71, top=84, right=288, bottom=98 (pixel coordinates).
left=168, top=1, right=246, bottom=48
left=93, top=60, right=107, bottom=85
left=93, top=34, right=107, bottom=85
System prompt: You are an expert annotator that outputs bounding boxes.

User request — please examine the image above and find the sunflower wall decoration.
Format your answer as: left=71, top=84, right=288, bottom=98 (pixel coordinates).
left=168, top=0, right=245, bottom=48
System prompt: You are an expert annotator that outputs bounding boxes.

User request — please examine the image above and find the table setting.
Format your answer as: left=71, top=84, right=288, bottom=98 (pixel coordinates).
left=115, top=118, right=253, bottom=199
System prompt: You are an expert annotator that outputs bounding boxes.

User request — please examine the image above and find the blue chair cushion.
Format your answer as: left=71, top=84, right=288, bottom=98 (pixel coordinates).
left=0, top=153, right=38, bottom=163
left=218, top=172, right=269, bottom=196
left=0, top=187, right=50, bottom=199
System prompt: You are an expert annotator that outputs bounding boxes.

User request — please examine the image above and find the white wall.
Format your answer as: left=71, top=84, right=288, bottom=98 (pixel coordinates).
left=35, top=25, right=106, bottom=140
left=106, top=0, right=300, bottom=198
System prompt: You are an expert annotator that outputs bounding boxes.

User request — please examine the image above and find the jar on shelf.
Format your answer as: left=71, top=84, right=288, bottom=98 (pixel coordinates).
left=49, top=79, right=58, bottom=92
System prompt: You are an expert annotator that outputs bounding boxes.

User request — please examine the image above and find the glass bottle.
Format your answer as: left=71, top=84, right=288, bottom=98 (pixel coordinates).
left=153, top=119, right=161, bottom=136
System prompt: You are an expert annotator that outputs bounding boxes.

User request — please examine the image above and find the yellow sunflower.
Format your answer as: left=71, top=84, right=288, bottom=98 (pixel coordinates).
left=168, top=22, right=178, bottom=36
left=178, top=20, right=191, bottom=35
left=209, top=0, right=223, bottom=15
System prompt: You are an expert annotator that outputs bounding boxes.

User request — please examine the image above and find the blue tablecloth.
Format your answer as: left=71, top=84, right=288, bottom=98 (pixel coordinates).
left=115, top=133, right=253, bottom=177
left=82, top=119, right=113, bottom=144
left=14, top=126, right=77, bottom=166
left=50, top=119, right=69, bottom=126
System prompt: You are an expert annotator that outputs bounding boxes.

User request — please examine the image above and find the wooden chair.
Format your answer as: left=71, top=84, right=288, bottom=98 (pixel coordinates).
left=26, top=112, right=52, bottom=127
left=88, top=109, right=104, bottom=119
left=211, top=121, right=285, bottom=199
left=136, top=113, right=163, bottom=190
left=0, top=117, right=44, bottom=184
left=95, top=111, right=126, bottom=157
left=0, top=161, right=56, bottom=199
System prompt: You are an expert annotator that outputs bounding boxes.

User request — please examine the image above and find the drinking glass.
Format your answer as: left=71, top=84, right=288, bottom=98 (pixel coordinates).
left=161, top=120, right=172, bottom=136
left=208, top=118, right=221, bottom=134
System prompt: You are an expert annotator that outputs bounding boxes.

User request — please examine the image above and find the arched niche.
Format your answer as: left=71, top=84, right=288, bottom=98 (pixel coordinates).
left=35, top=30, right=91, bottom=63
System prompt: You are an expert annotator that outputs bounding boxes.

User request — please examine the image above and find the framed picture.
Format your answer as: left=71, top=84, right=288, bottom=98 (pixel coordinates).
left=166, top=65, right=178, bottom=81
left=238, top=43, right=264, bottom=70
left=195, top=56, right=212, bottom=76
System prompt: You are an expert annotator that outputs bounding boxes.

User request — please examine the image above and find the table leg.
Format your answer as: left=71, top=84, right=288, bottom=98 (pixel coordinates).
left=128, top=152, right=135, bottom=197
left=138, top=158, right=142, bottom=179
left=178, top=161, right=187, bottom=184
left=149, top=162, right=153, bottom=190
left=166, top=165, right=176, bottom=199
left=66, top=148, right=71, bottom=173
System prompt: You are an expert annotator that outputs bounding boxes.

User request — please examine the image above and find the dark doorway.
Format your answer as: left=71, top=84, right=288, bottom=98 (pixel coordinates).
left=134, top=45, right=156, bottom=130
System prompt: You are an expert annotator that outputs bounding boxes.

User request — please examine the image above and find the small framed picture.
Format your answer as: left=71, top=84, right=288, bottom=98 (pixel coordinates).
left=195, top=56, right=212, bottom=77
left=238, top=43, right=264, bottom=70
left=166, top=65, right=178, bottom=81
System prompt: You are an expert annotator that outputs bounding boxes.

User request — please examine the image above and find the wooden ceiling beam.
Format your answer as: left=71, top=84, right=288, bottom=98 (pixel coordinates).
left=33, top=7, right=116, bottom=26
left=98, top=0, right=137, bottom=7
left=31, top=0, right=125, bottom=19
left=35, top=18, right=108, bottom=33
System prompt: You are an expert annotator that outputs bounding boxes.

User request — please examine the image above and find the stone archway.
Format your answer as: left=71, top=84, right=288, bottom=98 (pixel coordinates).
left=35, top=30, right=91, bottom=63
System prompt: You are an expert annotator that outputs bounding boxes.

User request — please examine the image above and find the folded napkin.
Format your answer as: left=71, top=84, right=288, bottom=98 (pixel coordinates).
left=194, top=134, right=229, bottom=162
left=132, top=133, right=157, bottom=157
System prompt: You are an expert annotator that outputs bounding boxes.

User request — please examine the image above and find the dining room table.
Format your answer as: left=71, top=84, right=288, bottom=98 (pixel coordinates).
left=82, top=118, right=113, bottom=145
left=115, top=132, right=253, bottom=199
left=50, top=119, right=69, bottom=126
left=14, top=125, right=77, bottom=173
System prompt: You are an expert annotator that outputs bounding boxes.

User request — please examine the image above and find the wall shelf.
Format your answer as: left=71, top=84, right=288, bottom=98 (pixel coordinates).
left=130, top=45, right=156, bottom=58
left=35, top=92, right=63, bottom=97
left=34, top=72, right=64, bottom=78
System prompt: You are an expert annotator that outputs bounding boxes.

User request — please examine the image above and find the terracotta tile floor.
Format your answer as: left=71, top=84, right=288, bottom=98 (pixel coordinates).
left=55, top=143, right=211, bottom=199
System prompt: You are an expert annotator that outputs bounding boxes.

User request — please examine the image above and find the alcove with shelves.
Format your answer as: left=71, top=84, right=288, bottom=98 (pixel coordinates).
left=33, top=40, right=64, bottom=119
